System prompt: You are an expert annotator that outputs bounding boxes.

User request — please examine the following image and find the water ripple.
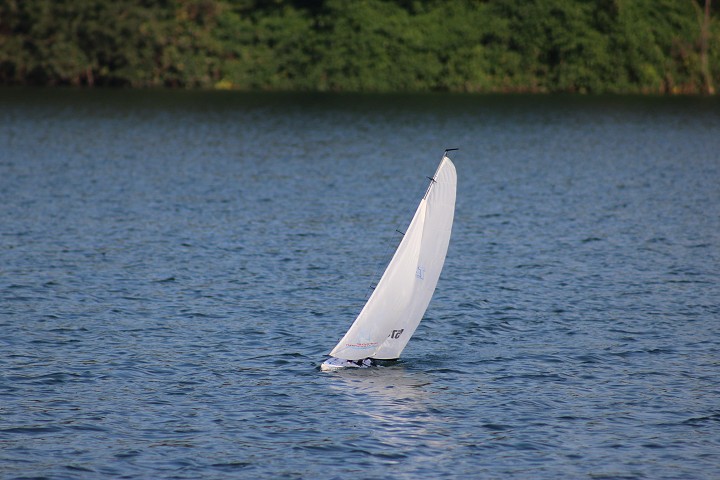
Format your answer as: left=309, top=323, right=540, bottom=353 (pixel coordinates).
left=1, top=90, right=719, bottom=479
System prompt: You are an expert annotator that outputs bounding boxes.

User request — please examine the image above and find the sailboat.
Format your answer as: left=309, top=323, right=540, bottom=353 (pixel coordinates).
left=321, top=150, right=457, bottom=371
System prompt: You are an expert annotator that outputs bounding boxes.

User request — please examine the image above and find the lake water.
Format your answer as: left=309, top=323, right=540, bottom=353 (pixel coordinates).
left=1, top=89, right=719, bottom=479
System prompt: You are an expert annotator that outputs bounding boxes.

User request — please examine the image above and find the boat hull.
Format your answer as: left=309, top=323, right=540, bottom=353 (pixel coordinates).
left=320, top=357, right=373, bottom=371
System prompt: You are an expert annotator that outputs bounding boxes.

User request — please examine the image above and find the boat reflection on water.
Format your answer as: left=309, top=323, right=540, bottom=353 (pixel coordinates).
left=325, top=362, right=455, bottom=454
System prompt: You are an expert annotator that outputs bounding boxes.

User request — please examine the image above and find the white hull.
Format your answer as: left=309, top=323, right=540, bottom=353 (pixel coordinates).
left=320, top=357, right=373, bottom=371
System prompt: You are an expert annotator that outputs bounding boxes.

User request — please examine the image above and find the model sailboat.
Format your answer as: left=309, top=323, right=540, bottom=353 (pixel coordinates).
left=321, top=151, right=457, bottom=371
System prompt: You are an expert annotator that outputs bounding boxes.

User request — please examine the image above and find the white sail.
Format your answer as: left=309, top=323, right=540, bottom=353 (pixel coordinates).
left=329, top=155, right=456, bottom=361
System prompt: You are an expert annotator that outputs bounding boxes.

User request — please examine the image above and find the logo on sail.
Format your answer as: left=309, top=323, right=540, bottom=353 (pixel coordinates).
left=389, top=329, right=404, bottom=339
left=416, top=266, right=425, bottom=280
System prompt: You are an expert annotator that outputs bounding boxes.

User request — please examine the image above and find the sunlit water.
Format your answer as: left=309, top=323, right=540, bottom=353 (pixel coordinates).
left=1, top=89, right=719, bottom=479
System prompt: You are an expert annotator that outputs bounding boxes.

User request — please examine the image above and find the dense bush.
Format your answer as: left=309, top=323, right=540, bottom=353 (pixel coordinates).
left=0, top=0, right=717, bottom=93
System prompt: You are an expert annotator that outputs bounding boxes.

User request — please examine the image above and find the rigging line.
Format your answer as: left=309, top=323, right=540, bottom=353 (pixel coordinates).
left=423, top=175, right=436, bottom=199
left=361, top=172, right=421, bottom=300
left=362, top=154, right=442, bottom=299
left=363, top=228, right=404, bottom=300
left=423, top=148, right=457, bottom=199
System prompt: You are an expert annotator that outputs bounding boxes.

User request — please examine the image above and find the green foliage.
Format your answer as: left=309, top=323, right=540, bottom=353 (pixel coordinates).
left=0, top=0, right=717, bottom=93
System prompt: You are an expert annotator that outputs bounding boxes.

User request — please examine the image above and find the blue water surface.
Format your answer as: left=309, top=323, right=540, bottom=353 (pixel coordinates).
left=1, top=89, right=719, bottom=479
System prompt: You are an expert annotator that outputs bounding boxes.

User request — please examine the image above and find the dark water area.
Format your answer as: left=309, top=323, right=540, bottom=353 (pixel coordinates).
left=1, top=88, right=719, bottom=479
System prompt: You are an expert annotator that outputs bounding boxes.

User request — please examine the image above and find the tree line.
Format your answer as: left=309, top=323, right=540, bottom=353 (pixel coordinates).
left=0, top=0, right=717, bottom=94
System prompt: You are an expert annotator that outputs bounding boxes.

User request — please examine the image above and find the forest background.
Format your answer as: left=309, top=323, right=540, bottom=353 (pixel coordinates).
left=0, top=0, right=717, bottom=94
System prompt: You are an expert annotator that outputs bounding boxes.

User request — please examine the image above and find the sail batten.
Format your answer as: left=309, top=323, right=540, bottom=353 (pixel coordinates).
left=328, top=155, right=457, bottom=362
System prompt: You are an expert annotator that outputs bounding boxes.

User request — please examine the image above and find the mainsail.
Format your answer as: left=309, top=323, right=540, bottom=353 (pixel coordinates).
left=329, top=154, right=457, bottom=361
